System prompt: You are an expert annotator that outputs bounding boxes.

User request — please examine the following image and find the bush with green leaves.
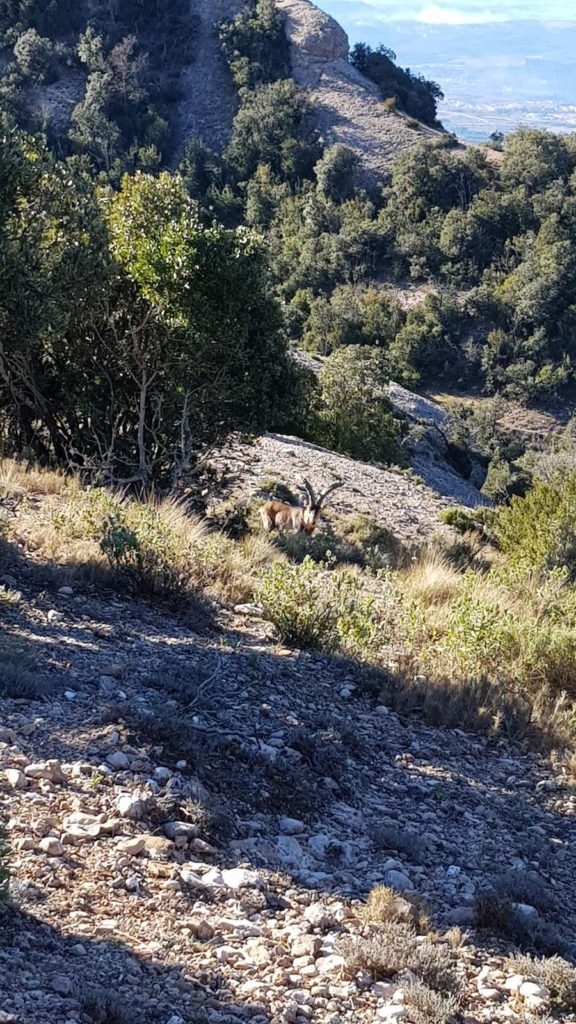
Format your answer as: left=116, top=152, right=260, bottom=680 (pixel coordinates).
left=220, top=0, right=290, bottom=91
left=350, top=43, right=443, bottom=127
left=315, top=346, right=403, bottom=464
left=13, top=27, right=55, bottom=81
left=259, top=555, right=382, bottom=653
left=496, top=473, right=576, bottom=577
left=52, top=490, right=206, bottom=603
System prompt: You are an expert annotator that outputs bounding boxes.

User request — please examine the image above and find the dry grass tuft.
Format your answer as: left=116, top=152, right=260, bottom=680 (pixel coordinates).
left=361, top=885, right=430, bottom=932
left=0, top=458, right=78, bottom=497
left=402, top=550, right=462, bottom=608
left=341, top=923, right=459, bottom=994
left=403, top=980, right=461, bottom=1024
left=0, top=651, right=52, bottom=700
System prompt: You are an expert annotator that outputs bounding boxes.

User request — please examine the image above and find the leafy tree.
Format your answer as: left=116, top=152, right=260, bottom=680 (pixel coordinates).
left=220, top=0, right=290, bottom=90
left=496, top=473, right=576, bottom=577
left=226, top=79, right=320, bottom=182
left=13, top=27, right=55, bottom=81
left=107, top=171, right=299, bottom=478
left=314, top=144, right=360, bottom=203
left=315, top=346, right=402, bottom=463
left=501, top=129, right=572, bottom=194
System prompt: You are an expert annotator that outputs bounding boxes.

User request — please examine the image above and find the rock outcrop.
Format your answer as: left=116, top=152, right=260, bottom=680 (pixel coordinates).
left=275, top=0, right=430, bottom=180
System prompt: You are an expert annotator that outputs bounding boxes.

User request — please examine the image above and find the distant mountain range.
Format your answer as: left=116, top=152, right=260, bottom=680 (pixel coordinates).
left=321, top=10, right=576, bottom=141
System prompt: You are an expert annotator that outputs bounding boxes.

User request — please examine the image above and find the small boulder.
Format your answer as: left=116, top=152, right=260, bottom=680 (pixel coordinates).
left=106, top=750, right=130, bottom=770
left=5, top=769, right=27, bottom=790
left=279, top=816, right=305, bottom=835
left=39, top=837, right=64, bottom=857
left=51, top=974, right=73, bottom=995
left=315, top=954, right=345, bottom=976
left=24, top=760, right=67, bottom=784
left=117, top=836, right=145, bottom=856
left=221, top=867, right=261, bottom=889
left=383, top=869, right=414, bottom=894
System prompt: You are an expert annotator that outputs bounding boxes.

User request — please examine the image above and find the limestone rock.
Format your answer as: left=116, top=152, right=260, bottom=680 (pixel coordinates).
left=24, top=760, right=67, bottom=784
left=5, top=769, right=27, bottom=789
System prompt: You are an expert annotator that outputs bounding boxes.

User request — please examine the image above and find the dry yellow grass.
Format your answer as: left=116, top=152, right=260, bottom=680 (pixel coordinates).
left=0, top=459, right=78, bottom=497
left=200, top=532, right=283, bottom=606
left=401, top=550, right=461, bottom=607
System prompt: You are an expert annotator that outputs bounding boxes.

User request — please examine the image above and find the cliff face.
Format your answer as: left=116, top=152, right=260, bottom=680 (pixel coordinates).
left=274, top=0, right=425, bottom=179
left=177, top=0, right=426, bottom=178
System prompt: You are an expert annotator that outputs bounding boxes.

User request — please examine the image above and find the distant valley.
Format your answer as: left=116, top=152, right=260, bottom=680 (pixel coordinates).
left=323, top=10, right=576, bottom=141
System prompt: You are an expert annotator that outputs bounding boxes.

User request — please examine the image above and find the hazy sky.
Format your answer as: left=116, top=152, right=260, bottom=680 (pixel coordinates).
left=321, top=1, right=576, bottom=26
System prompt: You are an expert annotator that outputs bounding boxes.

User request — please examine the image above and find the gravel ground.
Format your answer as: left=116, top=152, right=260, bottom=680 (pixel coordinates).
left=1, top=515, right=576, bottom=1024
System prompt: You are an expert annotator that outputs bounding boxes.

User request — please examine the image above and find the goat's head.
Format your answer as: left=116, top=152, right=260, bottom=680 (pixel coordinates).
left=300, top=477, right=343, bottom=533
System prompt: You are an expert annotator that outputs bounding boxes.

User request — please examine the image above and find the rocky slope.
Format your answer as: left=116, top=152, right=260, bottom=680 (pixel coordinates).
left=21, top=0, right=432, bottom=177
left=176, top=0, right=243, bottom=154
left=1, top=497, right=576, bottom=1024
left=205, top=432, right=457, bottom=551
left=275, top=0, right=434, bottom=179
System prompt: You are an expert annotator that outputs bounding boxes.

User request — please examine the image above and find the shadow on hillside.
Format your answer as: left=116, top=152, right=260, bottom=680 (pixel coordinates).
left=0, top=907, right=271, bottom=1023
left=2, top=541, right=576, bottom=960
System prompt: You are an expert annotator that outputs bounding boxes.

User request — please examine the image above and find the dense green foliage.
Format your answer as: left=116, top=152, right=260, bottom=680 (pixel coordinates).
left=0, top=0, right=196, bottom=174
left=350, top=43, right=443, bottom=128
left=0, top=128, right=298, bottom=483
left=496, top=474, right=576, bottom=577
left=315, top=347, right=403, bottom=463
left=1, top=0, right=576, bottom=490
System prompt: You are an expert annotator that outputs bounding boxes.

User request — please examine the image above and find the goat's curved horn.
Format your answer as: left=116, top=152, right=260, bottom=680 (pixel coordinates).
left=317, top=481, right=343, bottom=508
left=301, top=477, right=317, bottom=507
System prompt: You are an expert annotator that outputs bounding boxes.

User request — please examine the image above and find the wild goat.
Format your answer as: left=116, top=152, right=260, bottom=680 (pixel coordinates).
left=259, top=477, right=342, bottom=534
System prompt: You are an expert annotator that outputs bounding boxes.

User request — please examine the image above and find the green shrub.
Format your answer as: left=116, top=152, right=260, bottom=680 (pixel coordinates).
left=259, top=556, right=381, bottom=652
left=496, top=474, right=576, bottom=577
left=52, top=490, right=207, bottom=603
left=315, top=346, right=404, bottom=464
left=439, top=506, right=496, bottom=539
left=442, top=587, right=520, bottom=679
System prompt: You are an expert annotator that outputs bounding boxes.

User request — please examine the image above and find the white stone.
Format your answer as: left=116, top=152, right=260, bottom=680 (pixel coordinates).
left=5, top=769, right=27, bottom=789
left=519, top=981, right=550, bottom=1002
left=277, top=834, right=306, bottom=867
left=279, top=816, right=305, bottom=834
left=39, top=837, right=64, bottom=856
left=503, top=974, right=525, bottom=994
left=513, top=902, right=539, bottom=920
left=315, top=955, right=345, bottom=975
left=198, top=867, right=224, bottom=887
left=378, top=1005, right=407, bottom=1021
left=383, top=869, right=413, bottom=893
left=51, top=974, right=73, bottom=995
left=304, top=903, right=335, bottom=930
left=58, top=586, right=74, bottom=596
left=221, top=868, right=260, bottom=889
left=24, top=760, right=67, bottom=783
left=308, top=834, right=332, bottom=859
left=116, top=792, right=148, bottom=819
left=117, top=837, right=145, bottom=856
